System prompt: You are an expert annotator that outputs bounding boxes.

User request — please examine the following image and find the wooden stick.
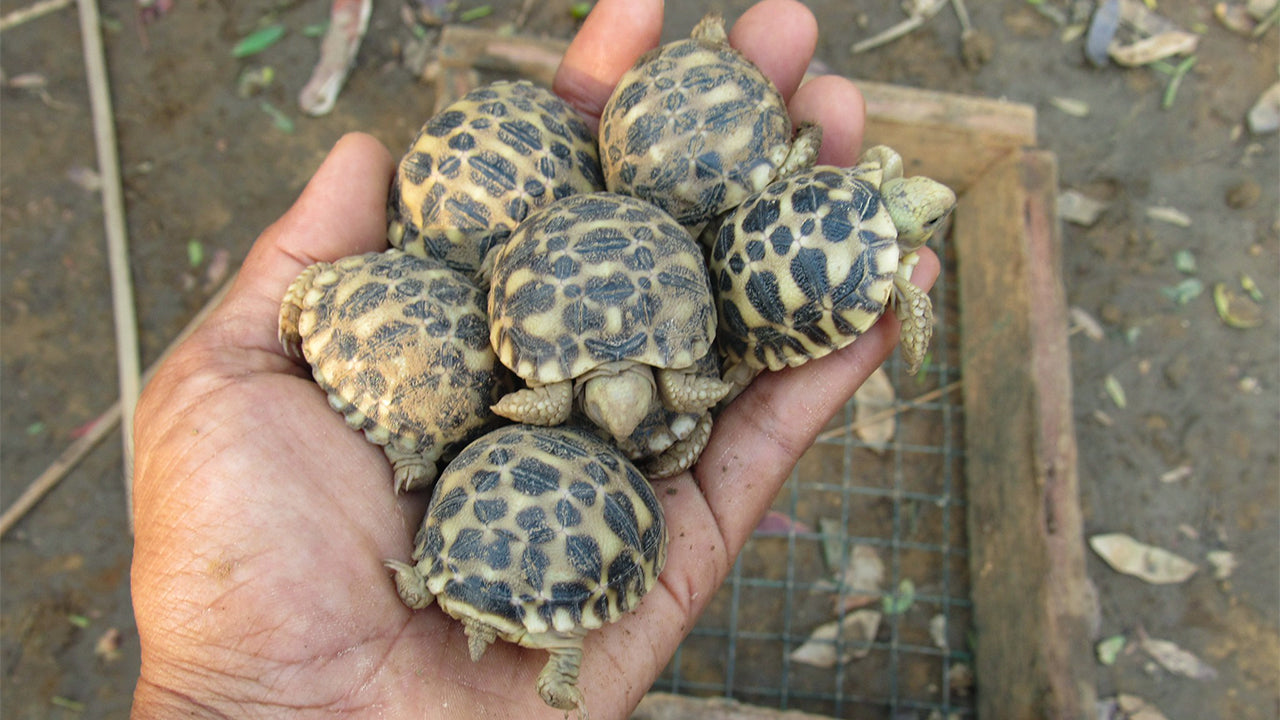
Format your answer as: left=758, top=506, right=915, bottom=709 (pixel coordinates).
left=813, top=380, right=962, bottom=443
left=0, top=278, right=235, bottom=538
left=76, top=0, right=142, bottom=526
left=0, top=0, right=72, bottom=31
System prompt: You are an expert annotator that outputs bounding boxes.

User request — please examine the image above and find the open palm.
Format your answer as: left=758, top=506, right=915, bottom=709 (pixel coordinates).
left=129, top=1, right=940, bottom=718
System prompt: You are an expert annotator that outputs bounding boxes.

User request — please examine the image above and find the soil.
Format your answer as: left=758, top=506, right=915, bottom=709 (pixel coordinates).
left=2, top=1, right=1276, bottom=718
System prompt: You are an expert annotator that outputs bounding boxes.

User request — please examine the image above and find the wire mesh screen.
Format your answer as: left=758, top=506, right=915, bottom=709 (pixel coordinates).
left=652, top=232, right=972, bottom=719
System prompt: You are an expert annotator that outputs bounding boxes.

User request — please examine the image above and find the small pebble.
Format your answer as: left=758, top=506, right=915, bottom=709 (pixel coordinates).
left=1225, top=179, right=1261, bottom=209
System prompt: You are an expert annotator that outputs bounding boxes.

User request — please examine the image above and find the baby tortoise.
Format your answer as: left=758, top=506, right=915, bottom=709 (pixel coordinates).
left=388, top=80, right=605, bottom=277
left=486, top=192, right=731, bottom=446
left=279, top=250, right=510, bottom=493
left=710, top=146, right=956, bottom=391
left=385, top=423, right=667, bottom=719
left=599, top=13, right=820, bottom=230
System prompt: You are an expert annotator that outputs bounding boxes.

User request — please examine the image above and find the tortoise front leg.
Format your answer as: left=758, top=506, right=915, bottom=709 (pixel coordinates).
left=655, top=366, right=731, bottom=414
left=890, top=252, right=933, bottom=375
left=491, top=380, right=573, bottom=426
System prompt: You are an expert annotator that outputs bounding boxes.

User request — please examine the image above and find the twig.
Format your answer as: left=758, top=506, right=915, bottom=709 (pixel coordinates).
left=0, top=278, right=235, bottom=538
left=814, top=379, right=963, bottom=443
left=0, top=0, right=72, bottom=31
left=951, top=0, right=972, bottom=36
left=77, top=0, right=142, bottom=528
left=851, top=0, right=947, bottom=54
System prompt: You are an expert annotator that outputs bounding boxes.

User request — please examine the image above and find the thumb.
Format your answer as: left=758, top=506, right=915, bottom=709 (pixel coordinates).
left=211, top=132, right=396, bottom=357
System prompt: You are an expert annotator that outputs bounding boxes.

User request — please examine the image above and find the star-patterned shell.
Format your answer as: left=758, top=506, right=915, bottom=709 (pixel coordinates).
left=410, top=423, right=667, bottom=637
left=710, top=166, right=901, bottom=371
left=388, top=80, right=605, bottom=276
left=281, top=250, right=510, bottom=465
left=598, top=15, right=792, bottom=228
left=488, top=192, right=717, bottom=384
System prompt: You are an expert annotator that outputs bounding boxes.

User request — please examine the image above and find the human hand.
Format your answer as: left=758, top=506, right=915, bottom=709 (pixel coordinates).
left=129, top=0, right=940, bottom=718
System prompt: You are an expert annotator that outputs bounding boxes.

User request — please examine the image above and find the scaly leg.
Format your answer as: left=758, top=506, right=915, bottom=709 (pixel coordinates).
left=491, top=381, right=573, bottom=425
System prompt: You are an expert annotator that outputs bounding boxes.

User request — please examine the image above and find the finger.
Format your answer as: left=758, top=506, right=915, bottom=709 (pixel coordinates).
left=553, top=0, right=664, bottom=131
left=208, top=132, right=395, bottom=356
left=698, top=248, right=942, bottom=555
left=790, top=74, right=867, bottom=166
left=728, top=0, right=817, bottom=100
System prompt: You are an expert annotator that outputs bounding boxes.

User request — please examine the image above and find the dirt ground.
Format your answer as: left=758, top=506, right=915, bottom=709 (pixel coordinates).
left=2, top=0, right=1276, bottom=718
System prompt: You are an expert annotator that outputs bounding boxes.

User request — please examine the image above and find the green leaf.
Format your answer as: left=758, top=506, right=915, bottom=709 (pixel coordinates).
left=51, top=697, right=84, bottom=712
left=25, top=421, right=44, bottom=436
left=302, top=22, right=328, bottom=37
left=1103, top=374, right=1127, bottom=409
left=187, top=239, right=204, bottom=267
left=259, top=101, right=295, bottom=133
left=458, top=5, right=492, bottom=22
left=1160, top=277, right=1203, bottom=305
left=68, top=613, right=91, bottom=629
left=232, top=24, right=286, bottom=58
left=570, top=2, right=593, bottom=19
left=1172, top=249, right=1196, bottom=274
left=882, top=578, right=916, bottom=615
left=1096, top=634, right=1126, bottom=665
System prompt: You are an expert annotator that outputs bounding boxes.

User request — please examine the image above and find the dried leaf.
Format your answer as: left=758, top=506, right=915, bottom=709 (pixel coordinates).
left=833, top=544, right=885, bottom=611
left=1158, top=464, right=1192, bottom=483
left=1103, top=374, right=1127, bottom=408
left=1089, top=533, right=1198, bottom=584
left=789, top=610, right=882, bottom=667
left=1213, top=283, right=1263, bottom=328
left=67, top=166, right=102, bottom=192
left=1115, top=694, right=1171, bottom=720
left=818, top=517, right=844, bottom=573
left=853, top=366, right=895, bottom=450
left=1139, top=634, right=1218, bottom=680
left=1109, top=31, right=1199, bottom=66
left=94, top=627, right=123, bottom=661
left=1058, top=190, right=1108, bottom=225
left=1069, top=306, right=1106, bottom=341
left=1097, top=634, right=1126, bottom=665
left=1146, top=205, right=1192, bottom=226
left=1049, top=96, right=1091, bottom=117
left=1247, top=81, right=1280, bottom=135
left=929, top=614, right=948, bottom=649
left=1206, top=550, right=1238, bottom=579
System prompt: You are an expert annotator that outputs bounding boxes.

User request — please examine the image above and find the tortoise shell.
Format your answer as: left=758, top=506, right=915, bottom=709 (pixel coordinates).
left=408, top=423, right=667, bottom=637
left=279, top=250, right=510, bottom=488
left=388, top=80, right=605, bottom=276
left=488, top=192, right=717, bottom=384
left=710, top=165, right=901, bottom=371
left=598, top=14, right=795, bottom=228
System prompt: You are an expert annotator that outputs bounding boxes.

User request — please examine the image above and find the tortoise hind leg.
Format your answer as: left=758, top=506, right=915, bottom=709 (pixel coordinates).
left=643, top=411, right=713, bottom=479
left=536, top=637, right=588, bottom=719
left=383, top=443, right=443, bottom=494
left=491, top=381, right=573, bottom=426
left=278, top=261, right=335, bottom=359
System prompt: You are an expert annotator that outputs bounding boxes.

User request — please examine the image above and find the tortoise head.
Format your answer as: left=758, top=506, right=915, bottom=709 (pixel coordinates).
left=581, top=365, right=655, bottom=441
left=881, top=176, right=957, bottom=252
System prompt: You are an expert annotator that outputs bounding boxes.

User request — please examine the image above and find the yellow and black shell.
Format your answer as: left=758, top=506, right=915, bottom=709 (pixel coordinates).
left=488, top=192, right=716, bottom=385
left=410, top=423, right=667, bottom=637
left=278, top=250, right=511, bottom=488
left=598, top=14, right=793, bottom=228
left=710, top=166, right=901, bottom=371
left=388, top=81, right=605, bottom=276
